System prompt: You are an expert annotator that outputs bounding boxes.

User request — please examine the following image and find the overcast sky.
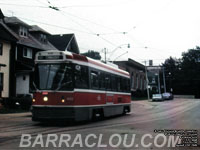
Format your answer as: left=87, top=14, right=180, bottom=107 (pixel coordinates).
left=1, top=0, right=200, bottom=65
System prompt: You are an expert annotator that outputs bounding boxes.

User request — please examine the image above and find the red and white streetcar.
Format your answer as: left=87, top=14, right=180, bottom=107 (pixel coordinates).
left=31, top=50, right=131, bottom=121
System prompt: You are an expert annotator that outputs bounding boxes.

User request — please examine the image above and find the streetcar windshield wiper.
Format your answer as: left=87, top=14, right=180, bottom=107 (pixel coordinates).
left=32, top=81, right=39, bottom=91
left=55, top=81, right=73, bottom=91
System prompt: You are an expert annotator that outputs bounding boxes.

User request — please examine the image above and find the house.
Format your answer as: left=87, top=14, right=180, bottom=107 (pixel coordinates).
left=114, top=58, right=147, bottom=98
left=0, top=9, right=58, bottom=103
left=48, top=34, right=80, bottom=54
left=0, top=63, right=6, bottom=98
left=147, top=66, right=162, bottom=94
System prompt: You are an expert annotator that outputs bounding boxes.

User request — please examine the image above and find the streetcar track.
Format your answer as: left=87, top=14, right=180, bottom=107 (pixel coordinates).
left=0, top=123, right=33, bottom=130
left=1, top=100, right=198, bottom=136
left=0, top=121, right=33, bottom=129
left=0, top=126, right=56, bottom=133
left=0, top=99, right=199, bottom=147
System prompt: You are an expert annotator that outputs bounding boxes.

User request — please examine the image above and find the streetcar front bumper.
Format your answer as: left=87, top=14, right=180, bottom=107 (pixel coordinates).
left=31, top=106, right=90, bottom=122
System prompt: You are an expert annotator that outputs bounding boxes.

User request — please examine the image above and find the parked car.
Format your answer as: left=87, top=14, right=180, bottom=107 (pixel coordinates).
left=162, top=92, right=173, bottom=100
left=152, top=94, right=164, bottom=101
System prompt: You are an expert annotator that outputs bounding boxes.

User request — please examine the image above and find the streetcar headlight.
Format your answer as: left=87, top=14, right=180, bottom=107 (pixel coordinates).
left=61, top=99, right=65, bottom=103
left=43, top=96, right=48, bottom=102
left=32, top=99, right=36, bottom=102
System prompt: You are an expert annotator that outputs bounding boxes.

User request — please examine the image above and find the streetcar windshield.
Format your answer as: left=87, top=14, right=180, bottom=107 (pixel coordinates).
left=34, top=63, right=73, bottom=90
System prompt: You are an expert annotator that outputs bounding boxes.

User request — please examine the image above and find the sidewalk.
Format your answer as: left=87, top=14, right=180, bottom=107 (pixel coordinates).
left=0, top=104, right=30, bottom=114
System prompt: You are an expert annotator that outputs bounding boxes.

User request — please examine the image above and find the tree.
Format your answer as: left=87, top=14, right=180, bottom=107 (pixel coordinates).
left=81, top=50, right=101, bottom=60
left=162, top=57, right=180, bottom=93
left=162, top=46, right=200, bottom=98
left=180, top=47, right=200, bottom=97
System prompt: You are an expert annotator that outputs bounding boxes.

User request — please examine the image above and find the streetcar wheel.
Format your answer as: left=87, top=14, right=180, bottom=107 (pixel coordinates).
left=123, top=106, right=130, bottom=115
left=92, top=109, right=104, bottom=121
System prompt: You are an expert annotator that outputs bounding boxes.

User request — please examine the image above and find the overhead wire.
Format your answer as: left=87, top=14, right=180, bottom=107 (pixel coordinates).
left=35, top=0, right=49, bottom=6
left=41, top=0, right=175, bottom=61
left=60, top=1, right=131, bottom=9
left=1, top=0, right=128, bottom=36
left=58, top=11, right=121, bottom=48
left=59, top=11, right=95, bottom=35
left=2, top=0, right=175, bottom=63
left=17, top=17, right=94, bottom=34
left=59, top=9, right=120, bottom=33
left=0, top=2, right=48, bottom=8
left=1, top=0, right=121, bottom=51
left=40, top=1, right=125, bottom=50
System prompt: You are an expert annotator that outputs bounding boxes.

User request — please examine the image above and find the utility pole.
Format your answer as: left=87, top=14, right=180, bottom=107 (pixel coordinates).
left=104, top=48, right=107, bottom=63
left=144, top=61, right=150, bottom=100
left=158, top=71, right=161, bottom=94
left=162, top=67, right=166, bottom=93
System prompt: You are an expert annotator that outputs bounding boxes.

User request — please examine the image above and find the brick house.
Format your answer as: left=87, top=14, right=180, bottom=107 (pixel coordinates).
left=114, top=58, right=147, bottom=98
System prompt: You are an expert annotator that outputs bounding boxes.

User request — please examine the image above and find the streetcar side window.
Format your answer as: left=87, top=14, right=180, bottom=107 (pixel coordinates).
left=127, top=78, right=131, bottom=92
left=119, top=77, right=124, bottom=92
left=91, top=71, right=99, bottom=89
left=111, top=75, right=117, bottom=91
left=123, top=78, right=128, bottom=92
left=118, top=76, right=124, bottom=92
left=88, top=67, right=130, bottom=93
left=105, top=73, right=112, bottom=91
left=120, top=77, right=129, bottom=92
left=74, top=65, right=89, bottom=89
left=99, top=72, right=106, bottom=90
left=120, top=78, right=130, bottom=93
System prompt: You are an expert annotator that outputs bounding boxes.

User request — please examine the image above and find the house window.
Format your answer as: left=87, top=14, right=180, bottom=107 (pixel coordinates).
left=152, top=77, right=156, bottom=84
left=19, top=26, right=28, bottom=37
left=0, top=73, right=3, bottom=91
left=136, top=75, right=139, bottom=89
left=23, top=47, right=32, bottom=59
left=140, top=77, right=143, bottom=90
left=131, top=73, right=134, bottom=89
left=40, top=34, right=47, bottom=43
left=0, top=43, right=2, bottom=55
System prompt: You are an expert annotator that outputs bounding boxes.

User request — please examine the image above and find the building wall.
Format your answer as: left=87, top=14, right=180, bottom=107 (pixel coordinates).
left=0, top=41, right=10, bottom=98
left=16, top=74, right=29, bottom=95
left=128, top=67, right=146, bottom=91
left=114, top=61, right=146, bottom=91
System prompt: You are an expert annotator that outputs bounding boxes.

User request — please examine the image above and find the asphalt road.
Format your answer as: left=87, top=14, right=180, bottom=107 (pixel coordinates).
left=0, top=98, right=200, bottom=150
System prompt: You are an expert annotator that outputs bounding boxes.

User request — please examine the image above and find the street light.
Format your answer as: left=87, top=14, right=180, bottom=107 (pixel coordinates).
left=113, top=51, right=128, bottom=62
left=108, top=43, right=130, bottom=61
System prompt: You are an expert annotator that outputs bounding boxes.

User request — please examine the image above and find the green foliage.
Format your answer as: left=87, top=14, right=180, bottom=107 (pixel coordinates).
left=181, top=47, right=200, bottom=76
left=81, top=50, right=101, bottom=60
left=162, top=46, right=200, bottom=98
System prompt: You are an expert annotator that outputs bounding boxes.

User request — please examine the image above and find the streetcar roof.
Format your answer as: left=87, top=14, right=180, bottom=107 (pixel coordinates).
left=35, top=50, right=130, bottom=77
